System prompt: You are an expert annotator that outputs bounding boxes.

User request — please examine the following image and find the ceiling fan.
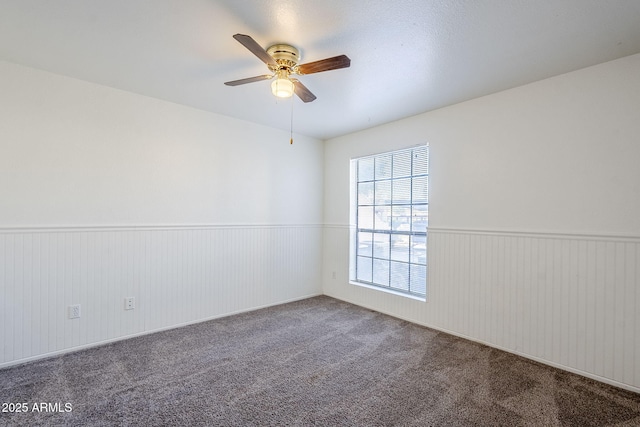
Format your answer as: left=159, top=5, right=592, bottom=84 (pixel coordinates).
left=224, top=34, right=351, bottom=103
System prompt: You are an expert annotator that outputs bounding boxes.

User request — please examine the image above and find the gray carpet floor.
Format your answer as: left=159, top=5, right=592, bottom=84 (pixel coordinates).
left=1, top=296, right=639, bottom=426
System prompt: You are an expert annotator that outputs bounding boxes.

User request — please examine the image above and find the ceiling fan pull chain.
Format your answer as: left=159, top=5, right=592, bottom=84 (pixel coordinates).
left=290, top=96, right=294, bottom=145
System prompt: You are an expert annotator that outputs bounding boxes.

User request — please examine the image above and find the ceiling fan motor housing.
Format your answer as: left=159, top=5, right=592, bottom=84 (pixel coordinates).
left=267, top=44, right=300, bottom=72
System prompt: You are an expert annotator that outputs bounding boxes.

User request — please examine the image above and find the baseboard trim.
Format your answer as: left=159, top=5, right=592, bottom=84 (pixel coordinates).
left=0, top=293, right=322, bottom=371
left=324, top=292, right=640, bottom=395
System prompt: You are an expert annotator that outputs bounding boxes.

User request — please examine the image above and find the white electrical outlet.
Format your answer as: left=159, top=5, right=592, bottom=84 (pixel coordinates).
left=69, top=304, right=81, bottom=319
left=125, top=297, right=135, bottom=310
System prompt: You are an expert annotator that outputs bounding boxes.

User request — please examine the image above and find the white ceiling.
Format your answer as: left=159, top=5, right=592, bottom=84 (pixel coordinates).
left=1, top=0, right=640, bottom=140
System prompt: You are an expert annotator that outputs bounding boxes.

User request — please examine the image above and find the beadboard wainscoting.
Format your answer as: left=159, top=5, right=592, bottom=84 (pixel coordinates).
left=0, top=225, right=322, bottom=368
left=322, top=225, right=640, bottom=392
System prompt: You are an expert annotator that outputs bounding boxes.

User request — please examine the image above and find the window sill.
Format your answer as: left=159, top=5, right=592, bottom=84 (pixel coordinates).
left=349, top=280, right=426, bottom=302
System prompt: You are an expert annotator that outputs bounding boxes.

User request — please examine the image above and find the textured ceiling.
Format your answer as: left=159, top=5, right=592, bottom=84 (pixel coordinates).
left=1, top=0, right=640, bottom=140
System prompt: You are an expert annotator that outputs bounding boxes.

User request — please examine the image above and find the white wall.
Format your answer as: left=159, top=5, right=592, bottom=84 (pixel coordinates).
left=0, top=61, right=322, bottom=227
left=0, top=61, right=324, bottom=367
left=323, top=53, right=640, bottom=392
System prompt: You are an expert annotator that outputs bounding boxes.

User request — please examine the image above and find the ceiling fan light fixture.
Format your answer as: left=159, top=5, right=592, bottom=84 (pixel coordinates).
left=226, top=34, right=351, bottom=103
left=271, top=70, right=294, bottom=98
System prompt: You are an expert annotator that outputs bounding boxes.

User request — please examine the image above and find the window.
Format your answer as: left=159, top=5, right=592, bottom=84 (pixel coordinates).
left=351, top=145, right=428, bottom=298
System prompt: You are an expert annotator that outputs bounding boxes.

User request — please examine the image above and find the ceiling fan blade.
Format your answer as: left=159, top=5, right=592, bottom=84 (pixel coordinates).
left=233, top=34, right=278, bottom=67
left=297, top=55, right=351, bottom=75
left=224, top=75, right=273, bottom=86
left=293, top=80, right=317, bottom=103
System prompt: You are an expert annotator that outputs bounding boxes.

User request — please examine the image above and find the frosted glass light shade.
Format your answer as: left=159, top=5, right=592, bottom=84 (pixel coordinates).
left=271, top=77, right=294, bottom=98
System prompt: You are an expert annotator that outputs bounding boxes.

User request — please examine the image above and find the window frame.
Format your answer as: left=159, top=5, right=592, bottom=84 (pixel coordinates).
left=349, top=145, right=429, bottom=300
